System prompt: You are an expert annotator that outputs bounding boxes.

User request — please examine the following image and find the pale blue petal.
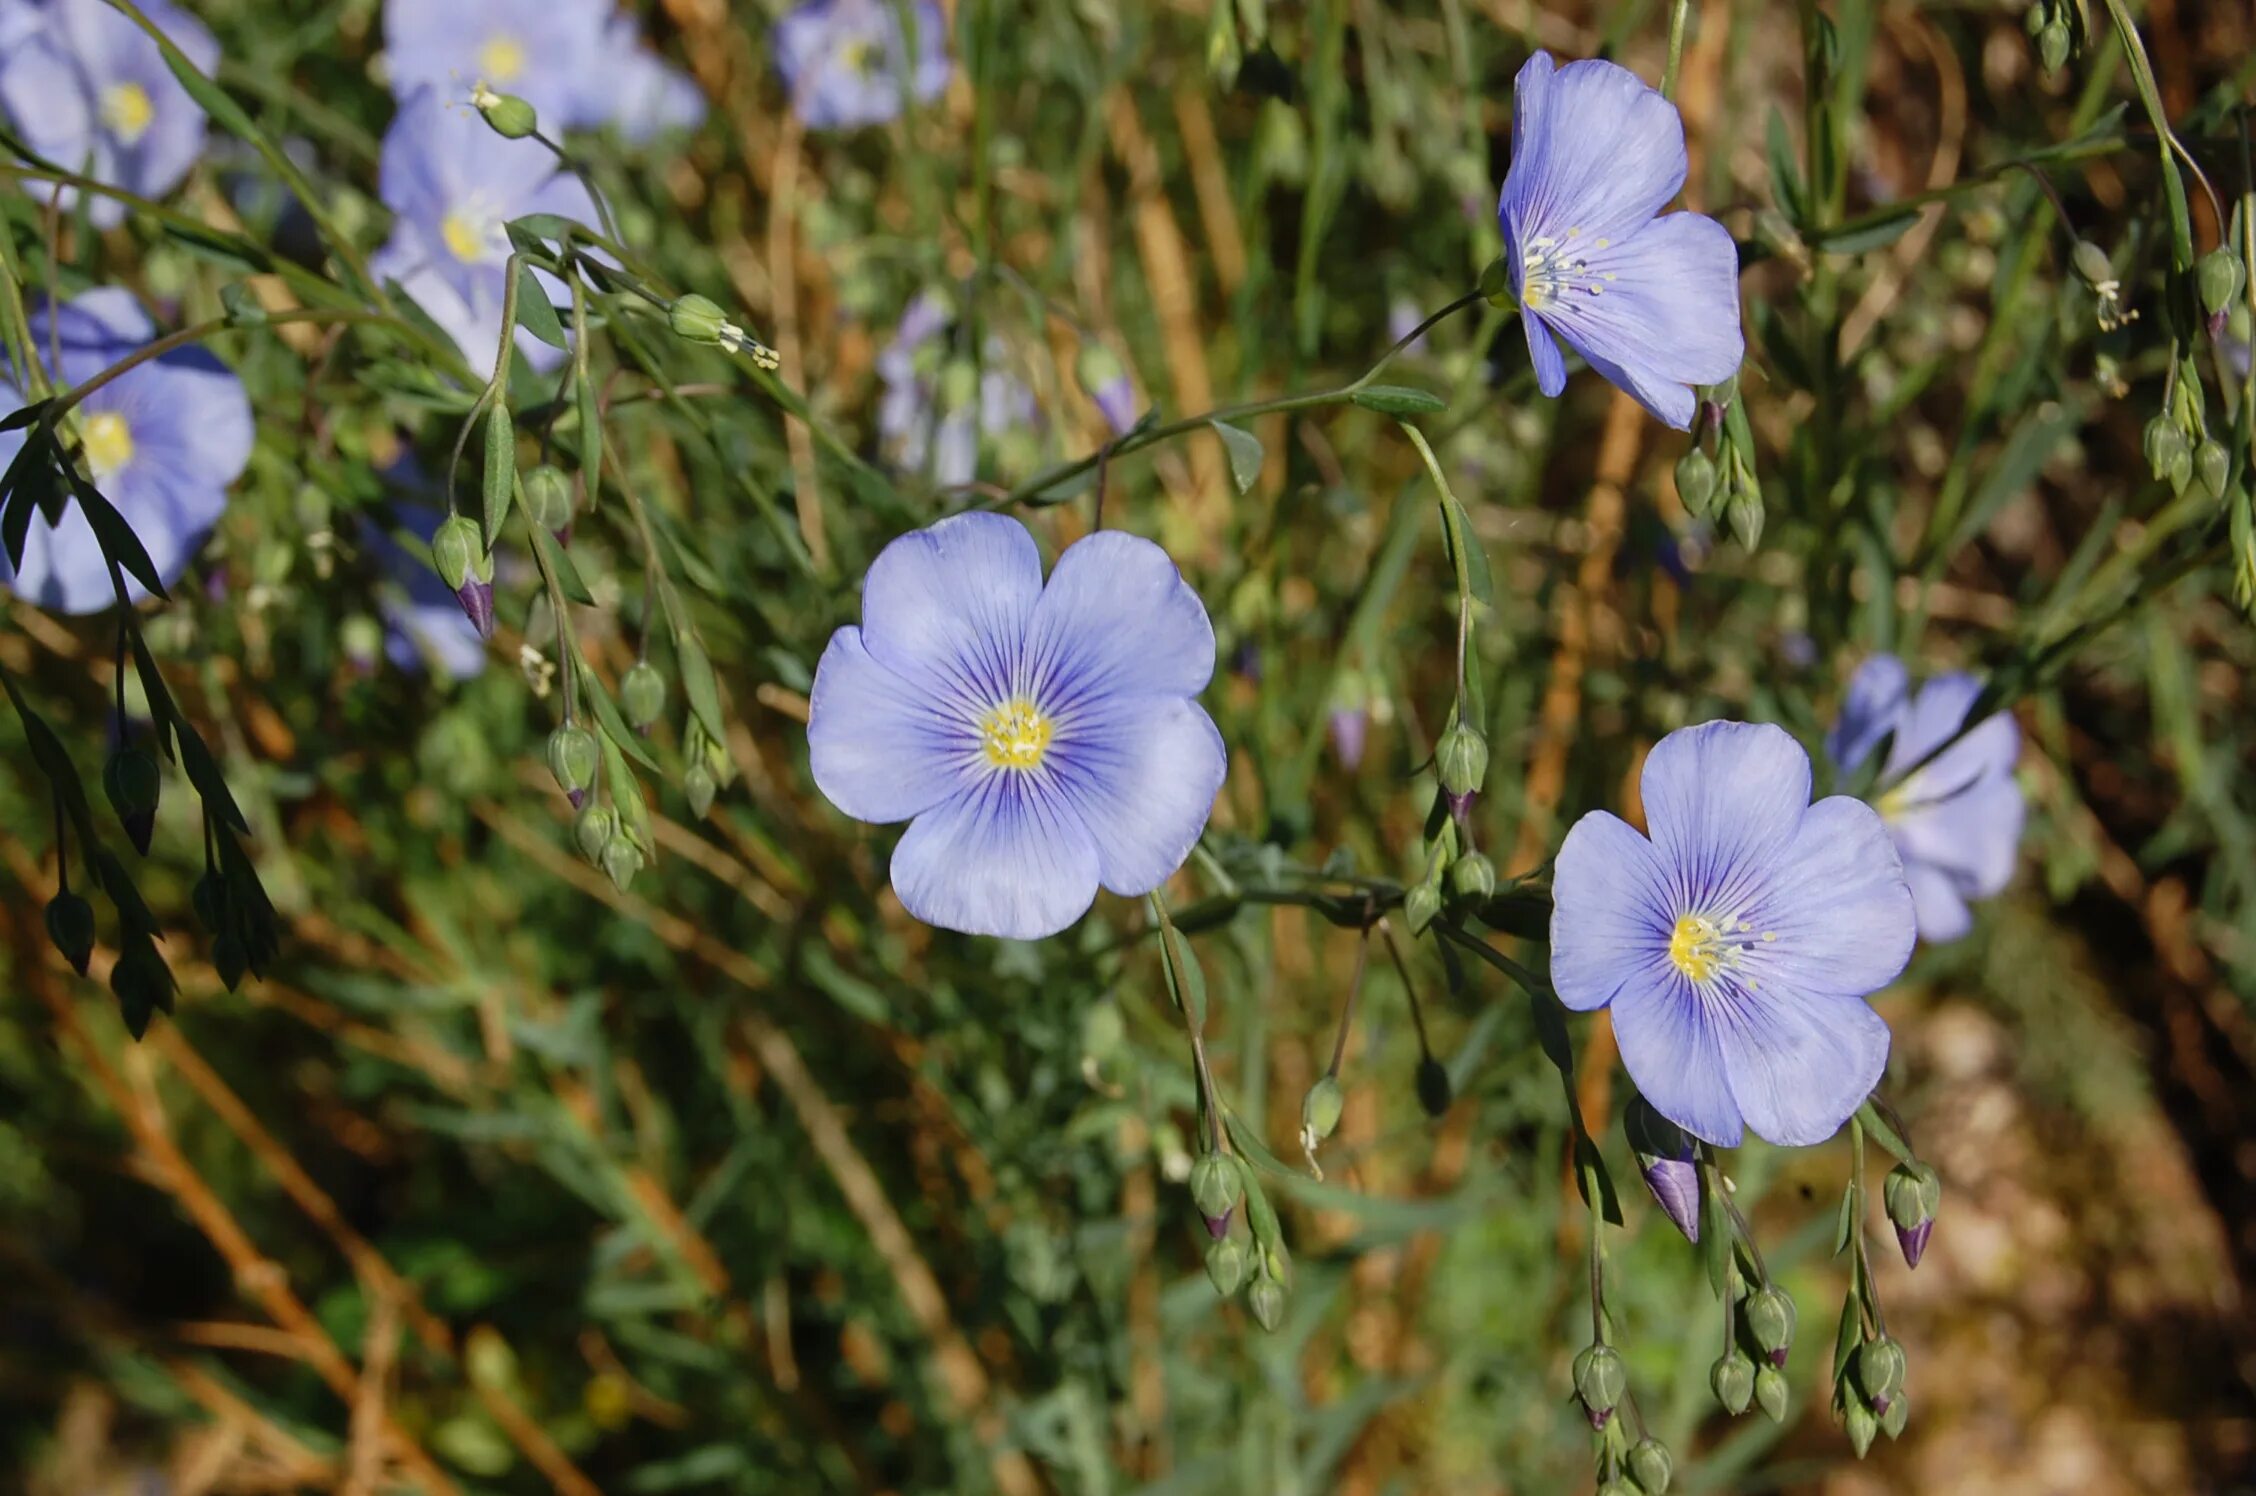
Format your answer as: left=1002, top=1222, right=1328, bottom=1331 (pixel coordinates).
left=1902, top=859, right=1973, bottom=943
left=1826, top=653, right=1908, bottom=771
left=1743, top=796, right=1916, bottom=997
left=590, top=19, right=706, bottom=141
left=856, top=511, right=1043, bottom=707
left=807, top=625, right=977, bottom=824
left=1021, top=530, right=1215, bottom=708
left=2, top=496, right=125, bottom=614
left=1611, top=969, right=1743, bottom=1147
left=1532, top=213, right=1745, bottom=430
left=1879, top=671, right=1983, bottom=780
left=889, top=775, right=1100, bottom=940
left=1712, top=974, right=1890, bottom=1147
left=1549, top=808, right=1673, bottom=1013
left=1500, top=52, right=1687, bottom=251
left=1522, top=308, right=1566, bottom=397
left=1891, top=758, right=2022, bottom=899
left=1638, top=720, right=1810, bottom=914
left=1046, top=693, right=1225, bottom=895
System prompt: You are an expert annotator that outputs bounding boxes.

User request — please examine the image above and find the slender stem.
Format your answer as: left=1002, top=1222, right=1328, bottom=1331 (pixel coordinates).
left=1662, top=0, right=1692, bottom=99
left=44, top=310, right=389, bottom=419
left=1324, top=922, right=1375, bottom=1080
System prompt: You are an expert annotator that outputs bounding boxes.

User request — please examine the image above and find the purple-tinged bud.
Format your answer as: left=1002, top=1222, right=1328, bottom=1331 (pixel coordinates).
left=547, top=725, right=599, bottom=808
left=1745, top=1286, right=1796, bottom=1364
left=1445, top=788, right=1476, bottom=826
left=1883, top=1161, right=1940, bottom=1268
left=1880, top=1390, right=1910, bottom=1440
left=1896, top=1217, right=1933, bottom=1267
left=456, top=578, right=496, bottom=639
left=1189, top=1153, right=1241, bottom=1223
left=1572, top=1343, right=1626, bottom=1429
left=1328, top=706, right=1368, bottom=770
left=1435, top=718, right=1488, bottom=799
left=1203, top=1206, right=1234, bottom=1241
left=1625, top=1096, right=1701, bottom=1243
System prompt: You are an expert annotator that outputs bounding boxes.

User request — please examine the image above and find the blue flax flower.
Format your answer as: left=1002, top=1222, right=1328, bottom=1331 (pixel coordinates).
left=808, top=513, right=1227, bottom=940
left=774, top=0, right=950, bottom=131
left=875, top=294, right=1038, bottom=485
left=370, top=505, right=488, bottom=680
left=383, top=0, right=702, bottom=140
left=1497, top=51, right=1744, bottom=429
left=1551, top=721, right=1916, bottom=1146
left=371, top=89, right=601, bottom=372
left=1827, top=655, right=2023, bottom=943
left=0, top=0, right=219, bottom=229
left=0, top=290, right=253, bottom=615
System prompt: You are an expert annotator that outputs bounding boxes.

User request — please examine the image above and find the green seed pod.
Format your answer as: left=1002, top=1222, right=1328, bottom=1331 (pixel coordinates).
left=1857, top=1337, right=1906, bottom=1403
left=1415, top=1056, right=1452, bottom=1118
left=471, top=84, right=538, bottom=140
left=524, top=464, right=573, bottom=532
left=1403, top=881, right=1442, bottom=936
left=2168, top=442, right=2195, bottom=494
left=1726, top=485, right=1765, bottom=551
left=1449, top=851, right=1496, bottom=901
left=2198, top=247, right=2246, bottom=317
left=547, top=725, right=599, bottom=804
left=574, top=802, right=616, bottom=864
left=1435, top=719, right=1489, bottom=798
left=1300, top=1076, right=1344, bottom=1146
left=1880, top=1390, right=1910, bottom=1439
left=2070, top=239, right=2115, bottom=294
left=683, top=762, right=718, bottom=820
left=1710, top=1351, right=1755, bottom=1415
left=1204, top=1235, right=1246, bottom=1297
left=1845, top=1397, right=1879, bottom=1457
left=110, top=938, right=174, bottom=1038
left=2144, top=418, right=2187, bottom=483
left=601, top=835, right=643, bottom=893
left=104, top=745, right=160, bottom=819
left=1572, top=1344, right=1627, bottom=1424
left=1745, top=1286, right=1797, bottom=1359
left=1246, top=1275, right=1285, bottom=1332
left=669, top=293, right=732, bottom=345
left=1754, top=1364, right=1789, bottom=1423
left=431, top=512, right=487, bottom=590
left=1189, top=1153, right=1241, bottom=1222
left=2036, top=18, right=2069, bottom=72
left=1627, top=1437, right=1673, bottom=1496
left=621, top=660, right=666, bottom=729
left=1674, top=447, right=1717, bottom=516
left=2197, top=439, right=2232, bottom=499
left=44, top=890, right=95, bottom=976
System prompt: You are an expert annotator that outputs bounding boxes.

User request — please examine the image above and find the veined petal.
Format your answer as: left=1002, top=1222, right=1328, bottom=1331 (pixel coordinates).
left=1500, top=52, right=1688, bottom=250
left=1826, top=653, right=1909, bottom=772
left=808, top=626, right=980, bottom=824
left=1712, top=974, right=1891, bottom=1147
left=857, top=511, right=1043, bottom=710
left=1743, top=796, right=1916, bottom=998
left=1880, top=671, right=1983, bottom=780
left=889, top=774, right=1101, bottom=940
left=1022, top=529, right=1216, bottom=709
left=1611, top=970, right=1743, bottom=1147
left=1046, top=693, right=1226, bottom=896
left=1522, top=309, right=1567, bottom=398
left=1890, top=763, right=2022, bottom=900
left=1534, top=212, right=1745, bottom=430
left=1638, top=721, right=1810, bottom=916
left=1901, top=858, right=1974, bottom=943
left=1550, top=809, right=1674, bottom=1013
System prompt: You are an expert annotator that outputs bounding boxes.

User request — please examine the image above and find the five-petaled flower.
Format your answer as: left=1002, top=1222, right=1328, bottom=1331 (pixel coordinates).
left=0, top=0, right=219, bottom=229
left=0, top=290, right=253, bottom=615
left=774, top=0, right=951, bottom=131
left=383, top=0, right=703, bottom=142
left=1827, top=655, right=2023, bottom=943
left=1497, top=51, right=1744, bottom=429
left=808, top=513, right=1227, bottom=940
left=371, top=88, right=601, bottom=372
left=1550, top=721, right=1915, bottom=1147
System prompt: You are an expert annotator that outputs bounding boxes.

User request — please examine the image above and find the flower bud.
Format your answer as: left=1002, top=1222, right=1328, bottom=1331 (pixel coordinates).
left=1189, top=1153, right=1242, bottom=1223
left=2197, top=438, right=2231, bottom=499
left=1625, top=1096, right=1701, bottom=1243
left=1726, top=485, right=1764, bottom=551
left=471, top=82, right=538, bottom=140
left=1300, top=1076, right=1344, bottom=1147
left=1205, top=1235, right=1246, bottom=1296
left=1403, top=881, right=1442, bottom=936
left=1415, top=1055, right=1452, bottom=1118
left=430, top=512, right=484, bottom=591
left=1076, top=344, right=1137, bottom=435
left=1674, top=447, right=1717, bottom=516
left=104, top=745, right=160, bottom=855
left=601, top=835, right=643, bottom=892
left=621, top=660, right=666, bottom=731
left=1627, top=1437, right=1673, bottom=1495
left=547, top=725, right=599, bottom=809
left=683, top=762, right=717, bottom=819
left=1328, top=705, right=1368, bottom=771
left=1884, top=1160, right=1940, bottom=1267
left=1856, top=1336, right=1905, bottom=1403
left=1449, top=851, right=1495, bottom=901
left=456, top=577, right=497, bottom=639
left=1572, top=1343, right=1626, bottom=1428
left=670, top=293, right=732, bottom=345
left=2036, top=18, right=2069, bottom=71
left=574, top=802, right=616, bottom=864
left=2144, top=417, right=2187, bottom=483
left=1754, top=1363, right=1789, bottom=1422
left=2070, top=239, right=2115, bottom=294
left=2168, top=441, right=2195, bottom=494
left=45, top=890, right=95, bottom=976
left=1745, top=1286, right=1796, bottom=1363
left=1880, top=1389, right=1910, bottom=1439
left=1246, top=1274, right=1286, bottom=1331
left=524, top=464, right=573, bottom=533
left=1845, top=1397, right=1879, bottom=1457
left=1436, top=719, right=1488, bottom=798
left=2198, top=247, right=2245, bottom=318
left=1477, top=254, right=1515, bottom=308
left=1710, top=1351, right=1755, bottom=1415
left=110, top=937, right=174, bottom=1038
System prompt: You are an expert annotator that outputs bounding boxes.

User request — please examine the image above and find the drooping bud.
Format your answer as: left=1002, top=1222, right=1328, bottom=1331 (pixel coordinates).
left=1571, top=1344, right=1627, bottom=1429
left=2198, top=247, right=2245, bottom=319
left=621, top=660, right=666, bottom=730
left=44, top=890, right=95, bottom=976
left=2144, top=417, right=2188, bottom=484
left=2070, top=239, right=2114, bottom=295
left=104, top=745, right=160, bottom=855
left=2196, top=438, right=2231, bottom=499
left=1189, top=1153, right=1241, bottom=1226
left=430, top=512, right=482, bottom=591
left=1204, top=1235, right=1246, bottom=1296
left=110, top=937, right=174, bottom=1039
left=1880, top=1389, right=1910, bottom=1439
left=1403, top=880, right=1442, bottom=936
left=546, top=724, right=599, bottom=809
left=669, top=294, right=780, bottom=369
left=456, top=577, right=497, bottom=639
left=1415, top=1055, right=1452, bottom=1118
left=1710, top=1351, right=1755, bottom=1415
left=1435, top=718, right=1488, bottom=799
left=1625, top=1095, right=1701, bottom=1244
left=1856, top=1337, right=1905, bottom=1404
left=683, top=762, right=717, bottom=819
left=470, top=82, right=538, bottom=140
left=1845, top=1397, right=1879, bottom=1457
left=1300, top=1076, right=1344, bottom=1150
left=1626, top=1437, right=1673, bottom=1495
left=1328, top=706, right=1368, bottom=770
left=1477, top=254, right=1515, bottom=308
left=1754, top=1364, right=1789, bottom=1422
left=1883, top=1160, right=1940, bottom=1268
left=601, top=835, right=643, bottom=893
left=1449, top=852, right=1495, bottom=901
left=2036, top=18, right=2069, bottom=72
left=574, top=802, right=616, bottom=865
left=1246, top=1274, right=1285, bottom=1331
left=1726, top=483, right=1765, bottom=551
left=524, top=464, right=574, bottom=534
left=1674, top=447, right=1717, bottom=517
left=1745, top=1286, right=1797, bottom=1364
left=1076, top=344, right=1137, bottom=436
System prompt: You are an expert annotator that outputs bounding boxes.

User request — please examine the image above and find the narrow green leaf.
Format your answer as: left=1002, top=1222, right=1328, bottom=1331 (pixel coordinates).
left=1443, top=496, right=1494, bottom=607
left=1350, top=384, right=1447, bottom=417
left=481, top=402, right=516, bottom=548
left=1766, top=106, right=1806, bottom=224
left=1830, top=1292, right=1862, bottom=1387
left=576, top=657, right=662, bottom=772
left=1221, top=1108, right=1297, bottom=1180
left=72, top=476, right=169, bottom=601
left=1813, top=207, right=1921, bottom=255
left=1210, top=420, right=1264, bottom=494
left=514, top=264, right=568, bottom=349
left=1832, top=1179, right=1858, bottom=1257
left=674, top=635, right=728, bottom=751
left=535, top=526, right=595, bottom=605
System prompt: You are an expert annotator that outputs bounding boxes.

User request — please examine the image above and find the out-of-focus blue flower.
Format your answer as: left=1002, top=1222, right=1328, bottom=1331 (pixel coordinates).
left=0, top=0, right=218, bottom=229
left=1551, top=721, right=1915, bottom=1146
left=369, top=504, right=488, bottom=679
left=0, top=289, right=252, bottom=615
left=774, top=0, right=950, bottom=131
left=383, top=0, right=703, bottom=140
left=875, top=293, right=1037, bottom=485
left=371, top=88, right=601, bottom=372
left=1827, top=654, right=2023, bottom=943
left=808, top=513, right=1227, bottom=940
left=1497, top=52, right=1744, bottom=429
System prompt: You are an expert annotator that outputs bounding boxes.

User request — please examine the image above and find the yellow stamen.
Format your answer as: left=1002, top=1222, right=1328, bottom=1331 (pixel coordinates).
left=100, top=82, right=155, bottom=145
left=80, top=412, right=135, bottom=480
left=1667, top=914, right=1727, bottom=983
left=478, top=34, right=527, bottom=82
left=442, top=211, right=490, bottom=264
left=978, top=699, right=1052, bottom=770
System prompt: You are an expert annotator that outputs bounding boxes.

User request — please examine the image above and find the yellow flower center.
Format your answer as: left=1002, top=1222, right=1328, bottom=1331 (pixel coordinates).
left=1874, top=779, right=1913, bottom=823
left=1519, top=225, right=1615, bottom=312
left=442, top=209, right=491, bottom=264
left=478, top=34, right=528, bottom=83
left=1667, top=914, right=1727, bottom=983
left=80, top=412, right=135, bottom=480
left=979, top=698, right=1052, bottom=770
left=839, top=37, right=880, bottom=75
left=100, top=82, right=155, bottom=145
